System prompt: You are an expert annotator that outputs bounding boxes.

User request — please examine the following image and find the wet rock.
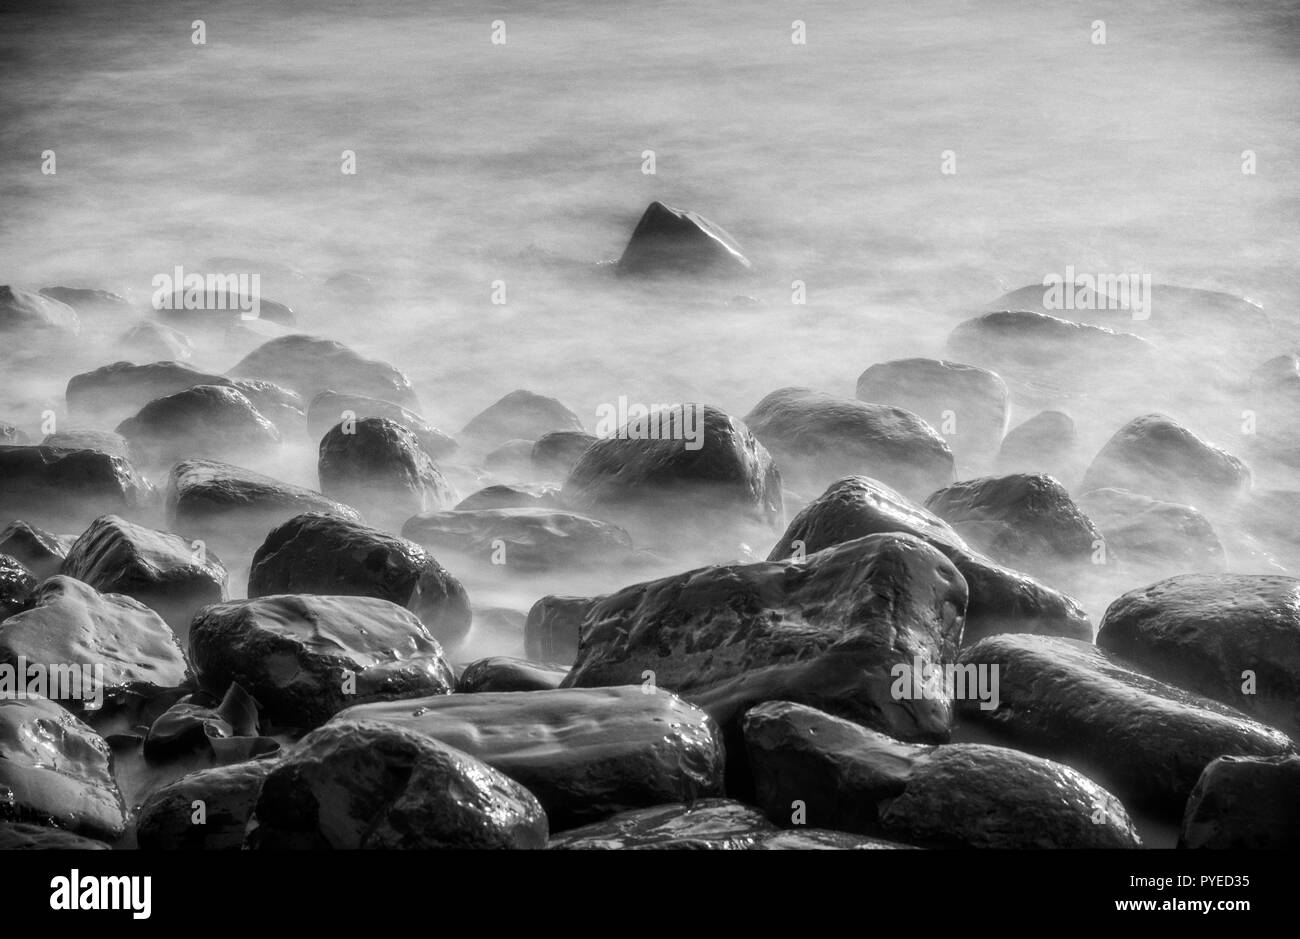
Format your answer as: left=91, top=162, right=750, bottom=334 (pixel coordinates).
left=245, top=719, right=548, bottom=849
left=532, top=430, right=596, bottom=479
left=307, top=390, right=456, bottom=459
left=924, top=473, right=1101, bottom=575
left=1079, top=488, right=1226, bottom=575
left=524, top=595, right=600, bottom=665
left=165, top=459, right=361, bottom=557
left=42, top=430, right=132, bottom=461
left=228, top=334, right=421, bottom=412
left=191, top=594, right=454, bottom=729
left=248, top=513, right=472, bottom=648
left=118, top=321, right=193, bottom=361
left=337, top=686, right=724, bottom=829
left=66, top=361, right=229, bottom=425
left=0, top=285, right=80, bottom=336
left=1097, top=574, right=1300, bottom=737
left=947, top=310, right=1154, bottom=384
left=0, top=445, right=150, bottom=533
left=0, top=695, right=126, bottom=839
left=1179, top=754, right=1300, bottom=849
left=0, top=554, right=36, bottom=620
left=0, top=575, right=187, bottom=706
left=141, top=682, right=279, bottom=763
left=39, top=286, right=132, bottom=318
left=136, top=757, right=277, bottom=850
left=615, top=201, right=754, bottom=277
left=484, top=438, right=536, bottom=480
left=455, top=483, right=562, bottom=511
left=744, top=700, right=1140, bottom=848
left=0, top=822, right=112, bottom=849
left=996, top=410, right=1079, bottom=480
left=60, top=514, right=228, bottom=636
left=318, top=417, right=456, bottom=531
left=225, top=379, right=305, bottom=434
left=768, top=475, right=1092, bottom=645
left=116, top=384, right=282, bottom=469
left=460, top=390, right=584, bottom=453
left=855, top=358, right=1009, bottom=470
left=743, top=387, right=953, bottom=501
left=561, top=403, right=783, bottom=550
left=563, top=532, right=966, bottom=746
left=548, top=799, right=775, bottom=849
left=1081, top=413, right=1251, bottom=508
left=0, top=521, right=69, bottom=580
left=957, top=634, right=1295, bottom=814
left=403, top=507, right=634, bottom=572
left=455, top=656, right=568, bottom=692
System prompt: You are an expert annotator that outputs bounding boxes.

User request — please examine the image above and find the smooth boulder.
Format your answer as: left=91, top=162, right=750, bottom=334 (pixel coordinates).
left=0, top=445, right=150, bottom=531
left=615, top=201, right=754, bottom=277
left=459, top=389, right=584, bottom=453
left=116, top=384, right=282, bottom=469
left=1179, top=754, right=1300, bottom=849
left=307, top=390, right=456, bottom=459
left=1079, top=488, right=1226, bottom=575
left=228, top=334, right=421, bottom=411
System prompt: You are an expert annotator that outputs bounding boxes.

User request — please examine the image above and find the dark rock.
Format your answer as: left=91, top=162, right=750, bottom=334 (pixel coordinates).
left=946, top=310, right=1154, bottom=384
left=60, top=514, right=228, bottom=636
left=1079, top=488, right=1226, bottom=575
left=39, top=286, right=132, bottom=317
left=225, top=379, right=305, bottom=433
left=228, top=334, right=421, bottom=412
left=744, top=700, right=1140, bottom=848
left=136, top=757, right=278, bottom=850
left=743, top=387, right=953, bottom=501
left=563, top=532, right=966, bottom=746
left=42, top=430, right=131, bottom=461
left=0, top=822, right=112, bottom=849
left=455, top=483, right=562, bottom=511
left=307, top=390, right=456, bottom=459
left=455, top=657, right=568, bottom=692
left=245, top=719, right=548, bottom=848
left=996, top=410, right=1078, bottom=480
left=0, top=696, right=126, bottom=839
left=142, top=682, right=278, bottom=763
left=191, top=594, right=455, bottom=729
left=116, top=385, right=282, bottom=469
left=524, top=595, right=600, bottom=665
left=338, top=686, right=724, bottom=829
left=1081, top=413, right=1251, bottom=507
left=402, top=507, right=634, bottom=572
left=0, top=521, right=69, bottom=580
left=460, top=390, right=584, bottom=452
left=957, top=634, right=1295, bottom=814
left=66, top=361, right=229, bottom=425
left=1179, top=754, right=1300, bottom=849
left=0, top=554, right=36, bottom=620
left=548, top=800, right=775, bottom=849
left=855, top=358, right=1009, bottom=470
left=768, top=475, right=1092, bottom=645
left=248, top=513, right=471, bottom=648
left=0, top=445, right=150, bottom=531
left=532, top=430, right=596, bottom=478
left=118, top=321, right=194, bottom=361
left=1097, top=574, right=1300, bottom=737
left=616, top=201, right=754, bottom=277
left=0, top=285, right=80, bottom=336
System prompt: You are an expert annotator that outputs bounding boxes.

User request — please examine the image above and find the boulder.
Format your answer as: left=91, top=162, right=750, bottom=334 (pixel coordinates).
left=42, top=430, right=132, bottom=462
left=455, top=483, right=562, bottom=511
left=0, top=285, right=80, bottom=336
left=996, top=410, right=1079, bottom=480
left=743, top=387, right=953, bottom=501
left=228, top=334, right=421, bottom=412
left=0, top=554, right=36, bottom=620
left=548, top=800, right=778, bottom=849
left=307, top=390, right=456, bottom=459
left=118, top=321, right=193, bottom=361
left=244, top=719, right=548, bottom=849
left=66, top=361, right=228, bottom=425
left=190, top=594, right=453, bottom=729
left=484, top=438, right=536, bottom=480
left=460, top=390, right=584, bottom=452
left=957, top=634, right=1295, bottom=814
left=0, top=445, right=150, bottom=532
left=136, top=757, right=277, bottom=850
left=615, top=201, right=754, bottom=277
left=0, top=822, right=112, bottom=850
left=225, top=379, right=305, bottom=433
left=116, top=384, right=282, bottom=469
left=524, top=594, right=600, bottom=665
left=1079, top=488, right=1226, bottom=575
left=0, top=520, right=69, bottom=580
left=743, top=700, right=1140, bottom=848
left=141, top=682, right=279, bottom=764
left=248, top=513, right=472, bottom=648
left=532, top=430, right=596, bottom=478
left=402, top=507, right=634, bottom=572
left=39, top=286, right=132, bottom=318
left=455, top=656, right=568, bottom=693
left=1179, top=754, right=1300, bottom=849
left=336, top=686, right=724, bottom=829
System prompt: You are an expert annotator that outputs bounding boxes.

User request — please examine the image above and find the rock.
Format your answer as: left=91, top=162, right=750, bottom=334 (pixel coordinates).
left=66, top=361, right=229, bottom=425
left=768, top=476, right=1092, bottom=645
left=996, top=410, right=1078, bottom=480
left=318, top=417, right=456, bottom=531
left=532, top=430, right=596, bottom=478
left=563, top=532, right=966, bottom=748
left=189, top=594, right=455, bottom=729
left=60, top=514, right=228, bottom=636
left=0, top=696, right=126, bottom=839
left=855, top=358, right=1009, bottom=470
left=402, top=507, right=634, bottom=572
left=337, top=686, right=724, bottom=829
left=455, top=657, right=568, bottom=692
left=1079, top=488, right=1226, bottom=575
left=307, top=390, right=456, bottom=459
left=0, top=555, right=36, bottom=620
left=39, top=286, right=132, bottom=317
left=0, top=575, right=187, bottom=708
left=524, top=595, right=599, bottom=665
left=924, top=473, right=1101, bottom=575
left=1081, top=413, right=1251, bottom=508
left=1179, top=754, right=1300, bottom=849
left=225, top=379, right=305, bottom=433
left=455, top=483, right=562, bottom=511
left=136, top=758, right=277, bottom=850
left=141, top=683, right=279, bottom=763
left=0, top=822, right=112, bottom=849
left=244, top=719, right=548, bottom=849
left=743, top=387, right=953, bottom=501
left=116, top=385, right=282, bottom=469
left=0, top=423, right=29, bottom=444
left=616, top=201, right=754, bottom=277
left=484, top=438, right=536, bottom=480
left=42, top=430, right=132, bottom=461
left=749, top=829, right=914, bottom=849
left=165, top=459, right=361, bottom=557
left=0, top=285, right=81, bottom=336
left=1097, top=574, right=1300, bottom=737
left=153, top=288, right=295, bottom=330
left=0, top=520, right=69, bottom=579
left=0, top=445, right=150, bottom=532
left=118, top=321, right=194, bottom=361
left=548, top=800, right=776, bottom=849
left=228, top=334, right=421, bottom=412
left=248, top=513, right=472, bottom=648
left=459, top=390, right=584, bottom=453
left=957, top=634, right=1295, bottom=814
left=743, top=700, right=1140, bottom=848
left=561, top=403, right=783, bottom=551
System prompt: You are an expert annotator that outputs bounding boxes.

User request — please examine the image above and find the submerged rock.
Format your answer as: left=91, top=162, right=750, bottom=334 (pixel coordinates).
left=455, top=483, right=562, bottom=511
left=66, top=361, right=229, bottom=425
left=532, top=430, right=596, bottom=479
left=118, top=321, right=194, bottom=361
left=39, top=286, right=132, bottom=318
left=1080, top=488, right=1226, bottom=575
left=0, top=445, right=150, bottom=531
left=116, top=384, right=282, bottom=469
left=996, top=410, right=1079, bottom=480
left=946, top=310, right=1154, bottom=382
left=459, top=390, right=585, bottom=453
left=615, top=201, right=754, bottom=278
left=1179, top=754, right=1300, bottom=849
left=307, top=390, right=456, bottom=460
left=0, top=285, right=81, bottom=336
left=228, top=334, right=421, bottom=412
left=402, top=507, right=634, bottom=572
